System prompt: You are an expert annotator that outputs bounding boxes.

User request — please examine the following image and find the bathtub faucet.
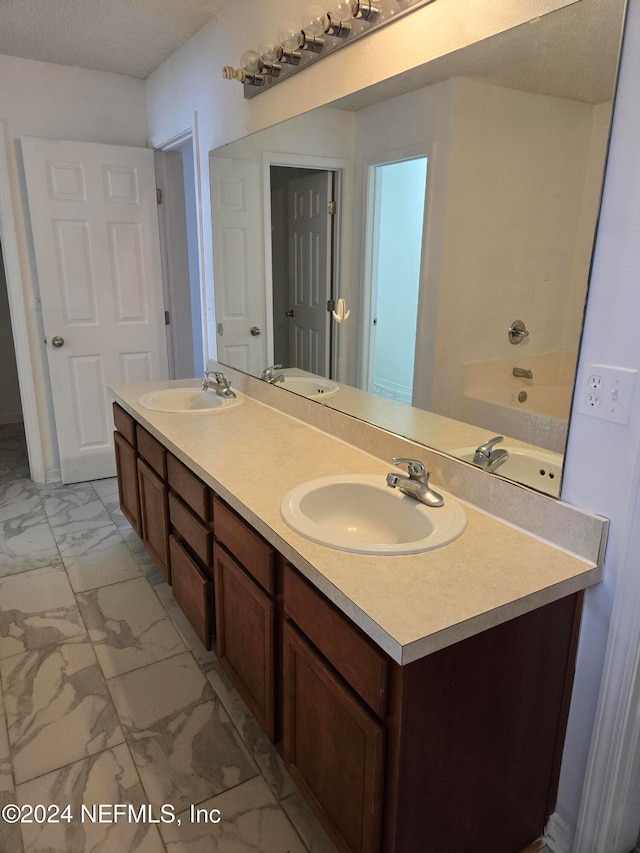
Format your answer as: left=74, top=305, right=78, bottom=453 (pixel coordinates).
left=513, top=367, right=533, bottom=379
left=473, top=435, right=509, bottom=473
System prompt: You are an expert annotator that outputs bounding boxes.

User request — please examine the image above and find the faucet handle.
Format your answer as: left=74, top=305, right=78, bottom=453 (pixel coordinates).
left=261, top=364, right=283, bottom=381
left=474, top=435, right=504, bottom=461
left=391, top=457, right=428, bottom=482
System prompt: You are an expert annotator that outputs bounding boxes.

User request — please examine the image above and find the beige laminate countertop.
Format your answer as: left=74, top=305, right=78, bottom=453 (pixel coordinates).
left=111, top=379, right=602, bottom=665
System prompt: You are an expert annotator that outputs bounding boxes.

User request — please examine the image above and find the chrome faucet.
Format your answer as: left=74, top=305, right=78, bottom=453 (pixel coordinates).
left=513, top=367, right=533, bottom=379
left=261, top=364, right=285, bottom=384
left=386, top=457, right=444, bottom=507
left=202, top=370, right=236, bottom=398
left=473, top=435, right=509, bottom=472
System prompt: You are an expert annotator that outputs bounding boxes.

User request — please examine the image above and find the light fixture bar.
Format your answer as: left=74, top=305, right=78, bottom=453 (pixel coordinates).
left=223, top=0, right=436, bottom=99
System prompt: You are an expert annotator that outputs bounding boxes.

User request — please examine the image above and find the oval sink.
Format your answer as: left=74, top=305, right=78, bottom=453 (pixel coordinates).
left=280, top=376, right=339, bottom=399
left=281, top=474, right=466, bottom=555
left=138, top=387, right=243, bottom=413
left=452, top=446, right=562, bottom=494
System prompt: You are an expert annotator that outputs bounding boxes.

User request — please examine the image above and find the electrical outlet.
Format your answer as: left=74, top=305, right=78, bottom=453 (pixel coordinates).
left=578, top=364, right=637, bottom=425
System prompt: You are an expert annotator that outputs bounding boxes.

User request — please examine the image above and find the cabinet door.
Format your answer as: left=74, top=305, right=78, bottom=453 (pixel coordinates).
left=214, top=544, right=275, bottom=739
left=283, top=621, right=385, bottom=853
left=170, top=536, right=213, bottom=650
left=137, top=458, right=170, bottom=582
left=113, top=431, right=141, bottom=536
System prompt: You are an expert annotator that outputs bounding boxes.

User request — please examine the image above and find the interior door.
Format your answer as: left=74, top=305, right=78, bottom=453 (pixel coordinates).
left=22, top=136, right=169, bottom=483
left=210, top=156, right=266, bottom=375
left=287, top=170, right=333, bottom=376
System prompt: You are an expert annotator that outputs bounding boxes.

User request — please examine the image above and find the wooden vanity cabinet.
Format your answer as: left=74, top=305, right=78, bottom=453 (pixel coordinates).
left=213, top=496, right=277, bottom=740
left=166, top=455, right=215, bottom=650
left=113, top=404, right=141, bottom=536
left=113, top=405, right=583, bottom=853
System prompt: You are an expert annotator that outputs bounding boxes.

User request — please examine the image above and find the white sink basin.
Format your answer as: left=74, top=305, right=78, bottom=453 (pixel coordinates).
left=138, top=387, right=243, bottom=413
left=281, top=474, right=466, bottom=555
left=280, top=376, right=339, bottom=399
left=452, top=446, right=562, bottom=494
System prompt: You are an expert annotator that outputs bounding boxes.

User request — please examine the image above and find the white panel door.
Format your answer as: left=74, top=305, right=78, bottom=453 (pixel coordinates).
left=22, top=137, right=168, bottom=483
left=210, top=157, right=266, bottom=375
left=287, top=171, right=332, bottom=376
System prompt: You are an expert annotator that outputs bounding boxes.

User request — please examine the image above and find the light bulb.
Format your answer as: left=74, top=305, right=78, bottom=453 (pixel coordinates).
left=277, top=21, right=304, bottom=51
left=240, top=50, right=263, bottom=74
left=302, top=5, right=329, bottom=37
left=328, top=0, right=357, bottom=22
left=258, top=38, right=283, bottom=62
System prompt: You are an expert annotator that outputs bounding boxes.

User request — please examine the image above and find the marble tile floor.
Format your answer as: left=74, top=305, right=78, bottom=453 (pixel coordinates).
left=0, top=470, right=337, bottom=853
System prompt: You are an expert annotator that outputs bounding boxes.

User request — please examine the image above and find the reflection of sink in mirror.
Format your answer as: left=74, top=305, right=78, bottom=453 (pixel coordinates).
left=138, top=387, right=243, bottom=413
left=452, top=447, right=563, bottom=496
left=279, top=370, right=339, bottom=399
left=280, top=474, right=466, bottom=555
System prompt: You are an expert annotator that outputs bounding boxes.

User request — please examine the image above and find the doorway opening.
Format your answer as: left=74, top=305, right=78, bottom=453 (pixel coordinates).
left=270, top=165, right=336, bottom=379
left=364, top=155, right=428, bottom=404
left=155, top=136, right=204, bottom=380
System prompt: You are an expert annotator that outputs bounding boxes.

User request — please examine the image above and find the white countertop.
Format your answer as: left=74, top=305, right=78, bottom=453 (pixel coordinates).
left=111, top=379, right=602, bottom=665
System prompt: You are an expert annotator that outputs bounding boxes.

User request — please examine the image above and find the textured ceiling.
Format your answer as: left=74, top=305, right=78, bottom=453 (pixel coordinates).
left=0, top=0, right=232, bottom=78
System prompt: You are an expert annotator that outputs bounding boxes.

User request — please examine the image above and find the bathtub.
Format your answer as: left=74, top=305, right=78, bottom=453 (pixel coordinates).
left=461, top=385, right=571, bottom=453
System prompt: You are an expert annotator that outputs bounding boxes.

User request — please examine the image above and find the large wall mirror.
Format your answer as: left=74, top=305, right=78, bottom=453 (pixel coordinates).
left=209, top=0, right=626, bottom=498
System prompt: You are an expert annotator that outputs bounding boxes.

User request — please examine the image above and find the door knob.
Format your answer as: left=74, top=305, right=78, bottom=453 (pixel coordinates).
left=285, top=310, right=295, bottom=317
left=51, top=336, right=65, bottom=348
left=250, top=326, right=262, bottom=336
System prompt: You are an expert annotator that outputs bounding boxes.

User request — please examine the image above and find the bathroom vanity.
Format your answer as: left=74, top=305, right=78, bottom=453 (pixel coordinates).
left=111, top=379, right=604, bottom=853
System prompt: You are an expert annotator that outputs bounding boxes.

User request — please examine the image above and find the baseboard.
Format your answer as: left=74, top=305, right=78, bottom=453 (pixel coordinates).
left=45, top=467, right=62, bottom=483
left=545, top=812, right=574, bottom=853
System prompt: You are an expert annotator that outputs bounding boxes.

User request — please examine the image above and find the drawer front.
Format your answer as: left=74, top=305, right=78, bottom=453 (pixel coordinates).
left=213, top=497, right=274, bottom=594
left=136, top=425, right=167, bottom=478
left=113, top=403, right=136, bottom=447
left=170, top=536, right=213, bottom=650
left=167, top=454, right=212, bottom=522
left=284, top=564, right=388, bottom=718
left=169, top=492, right=213, bottom=569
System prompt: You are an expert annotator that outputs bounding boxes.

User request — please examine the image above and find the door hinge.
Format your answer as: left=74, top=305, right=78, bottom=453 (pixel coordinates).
left=328, top=200, right=336, bottom=215
left=164, top=310, right=170, bottom=325
left=217, top=322, right=224, bottom=336
left=156, top=188, right=163, bottom=205
left=327, top=299, right=335, bottom=312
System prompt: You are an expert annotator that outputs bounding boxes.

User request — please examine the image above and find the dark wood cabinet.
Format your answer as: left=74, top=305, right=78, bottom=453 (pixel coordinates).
left=113, top=430, right=141, bottom=536
left=113, top=402, right=582, bottom=853
left=283, top=619, right=385, bottom=853
left=137, top=457, right=170, bottom=582
left=214, top=542, right=276, bottom=739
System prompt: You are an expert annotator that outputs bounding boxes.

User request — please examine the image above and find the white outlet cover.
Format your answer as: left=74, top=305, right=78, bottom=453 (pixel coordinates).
left=578, top=364, right=638, bottom=425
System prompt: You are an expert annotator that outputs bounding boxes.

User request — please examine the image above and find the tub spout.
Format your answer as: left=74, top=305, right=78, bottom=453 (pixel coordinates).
left=513, top=367, right=533, bottom=379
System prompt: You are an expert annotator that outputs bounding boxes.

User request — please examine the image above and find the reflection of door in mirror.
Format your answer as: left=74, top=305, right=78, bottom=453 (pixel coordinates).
left=364, top=156, right=428, bottom=405
left=270, top=166, right=335, bottom=377
left=210, top=156, right=266, bottom=375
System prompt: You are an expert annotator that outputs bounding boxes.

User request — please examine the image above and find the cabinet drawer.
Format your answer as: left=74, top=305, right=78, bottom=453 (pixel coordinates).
left=169, top=536, right=213, bottom=650
left=213, top=497, right=274, bottom=594
left=113, top=403, right=136, bottom=447
left=136, top=425, right=167, bottom=478
left=284, top=564, right=388, bottom=718
left=167, top=454, right=212, bottom=522
left=169, top=492, right=213, bottom=569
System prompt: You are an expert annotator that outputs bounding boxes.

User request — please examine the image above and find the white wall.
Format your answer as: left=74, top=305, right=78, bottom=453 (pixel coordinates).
left=0, top=54, right=149, bottom=478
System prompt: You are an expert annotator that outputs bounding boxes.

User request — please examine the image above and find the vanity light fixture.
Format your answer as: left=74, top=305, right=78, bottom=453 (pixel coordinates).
left=222, top=0, right=436, bottom=98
